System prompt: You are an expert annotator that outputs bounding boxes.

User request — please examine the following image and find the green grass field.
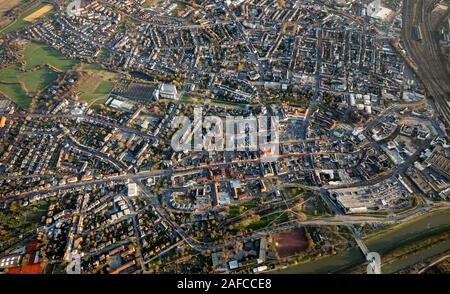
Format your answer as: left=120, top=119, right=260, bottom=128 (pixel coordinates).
left=79, top=80, right=114, bottom=105
left=211, top=100, right=247, bottom=108
left=78, top=63, right=116, bottom=106
left=0, top=65, right=57, bottom=108
left=0, top=83, right=30, bottom=108
left=0, top=1, right=48, bottom=34
left=20, top=68, right=57, bottom=92
left=95, top=80, right=114, bottom=94
left=0, top=42, right=77, bottom=109
left=0, top=65, right=57, bottom=92
left=24, top=43, right=77, bottom=71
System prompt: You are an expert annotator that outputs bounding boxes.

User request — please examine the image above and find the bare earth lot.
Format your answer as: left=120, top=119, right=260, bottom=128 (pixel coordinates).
left=274, top=228, right=309, bottom=258
left=23, top=3, right=52, bottom=22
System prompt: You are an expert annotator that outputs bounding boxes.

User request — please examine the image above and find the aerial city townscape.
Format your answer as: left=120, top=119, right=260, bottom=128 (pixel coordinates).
left=0, top=0, right=449, bottom=275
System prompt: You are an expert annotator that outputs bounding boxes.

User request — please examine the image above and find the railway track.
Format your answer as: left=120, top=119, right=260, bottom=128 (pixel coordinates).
left=402, top=0, right=450, bottom=131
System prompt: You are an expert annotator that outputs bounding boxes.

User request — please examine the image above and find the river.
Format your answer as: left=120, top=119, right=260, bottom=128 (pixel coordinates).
left=276, top=209, right=450, bottom=274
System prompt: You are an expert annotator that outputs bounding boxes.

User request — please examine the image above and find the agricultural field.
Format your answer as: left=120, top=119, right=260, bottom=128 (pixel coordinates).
left=23, top=3, right=52, bottom=22
left=1, top=1, right=49, bottom=33
left=77, top=63, right=117, bottom=106
left=0, top=0, right=24, bottom=30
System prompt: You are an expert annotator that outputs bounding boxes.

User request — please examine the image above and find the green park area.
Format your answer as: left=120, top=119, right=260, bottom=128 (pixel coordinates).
left=24, top=42, right=77, bottom=71
left=0, top=82, right=30, bottom=108
left=211, top=100, right=247, bottom=109
left=77, top=63, right=117, bottom=106
left=228, top=211, right=290, bottom=234
left=0, top=65, right=57, bottom=108
left=0, top=42, right=77, bottom=109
